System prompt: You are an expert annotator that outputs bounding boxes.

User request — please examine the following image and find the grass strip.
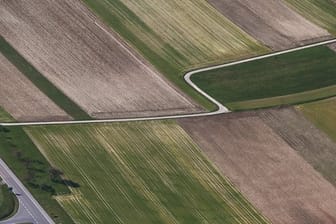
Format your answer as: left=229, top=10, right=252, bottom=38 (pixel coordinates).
left=0, top=36, right=90, bottom=120
left=0, top=181, right=18, bottom=220
left=192, top=46, right=336, bottom=110
left=0, top=126, right=74, bottom=224
left=228, top=85, right=336, bottom=110
left=0, top=107, right=14, bottom=123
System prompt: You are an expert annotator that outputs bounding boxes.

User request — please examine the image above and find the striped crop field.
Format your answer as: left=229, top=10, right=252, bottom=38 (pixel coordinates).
left=82, top=0, right=268, bottom=72
left=285, top=0, right=336, bottom=35
left=26, top=122, right=268, bottom=224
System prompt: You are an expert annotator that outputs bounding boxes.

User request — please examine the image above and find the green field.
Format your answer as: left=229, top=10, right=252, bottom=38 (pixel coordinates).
left=285, top=0, right=336, bottom=35
left=0, top=126, right=74, bottom=223
left=82, top=0, right=268, bottom=110
left=0, top=181, right=18, bottom=220
left=0, top=36, right=90, bottom=120
left=26, top=122, right=268, bottom=224
left=192, top=46, right=336, bottom=110
left=0, top=107, right=14, bottom=122
left=298, top=98, right=336, bottom=142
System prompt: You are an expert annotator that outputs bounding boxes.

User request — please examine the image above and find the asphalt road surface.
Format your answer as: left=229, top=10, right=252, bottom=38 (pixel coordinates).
left=0, top=159, right=54, bottom=224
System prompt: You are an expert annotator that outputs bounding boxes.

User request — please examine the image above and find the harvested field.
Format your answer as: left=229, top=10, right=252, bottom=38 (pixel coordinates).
left=0, top=53, right=71, bottom=122
left=192, top=46, right=336, bottom=110
left=285, top=0, right=336, bottom=35
left=208, top=0, right=330, bottom=50
left=0, top=36, right=89, bottom=120
left=179, top=114, right=336, bottom=224
left=259, top=107, right=336, bottom=186
left=0, top=0, right=201, bottom=119
left=298, top=97, right=336, bottom=142
left=26, top=122, right=268, bottom=224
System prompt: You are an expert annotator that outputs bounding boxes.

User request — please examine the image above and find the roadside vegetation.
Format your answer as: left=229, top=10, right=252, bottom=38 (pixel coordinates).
left=0, top=126, right=74, bottom=223
left=81, top=0, right=268, bottom=110
left=26, top=122, right=268, bottom=224
left=0, top=179, right=18, bottom=220
left=192, top=46, right=336, bottom=110
left=285, top=0, right=336, bottom=35
left=0, top=36, right=90, bottom=120
left=0, top=108, right=14, bottom=122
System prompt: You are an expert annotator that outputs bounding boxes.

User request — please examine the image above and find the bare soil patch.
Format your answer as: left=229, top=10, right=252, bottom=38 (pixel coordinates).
left=0, top=0, right=201, bottom=119
left=259, top=107, right=336, bottom=186
left=179, top=112, right=336, bottom=224
left=208, top=0, right=331, bottom=50
left=0, top=54, right=71, bottom=122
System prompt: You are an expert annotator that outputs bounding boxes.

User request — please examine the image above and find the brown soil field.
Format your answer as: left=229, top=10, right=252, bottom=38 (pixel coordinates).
left=259, top=107, right=336, bottom=186
left=208, top=0, right=331, bottom=50
left=179, top=112, right=336, bottom=224
left=0, top=0, right=201, bottom=119
left=0, top=54, right=71, bottom=122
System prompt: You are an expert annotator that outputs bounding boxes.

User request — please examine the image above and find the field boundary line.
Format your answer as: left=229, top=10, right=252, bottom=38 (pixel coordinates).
left=1, top=38, right=336, bottom=127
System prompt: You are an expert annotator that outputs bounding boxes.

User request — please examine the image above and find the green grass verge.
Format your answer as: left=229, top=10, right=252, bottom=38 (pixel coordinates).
left=0, top=108, right=14, bottom=123
left=26, top=122, right=268, bottom=224
left=192, top=46, right=336, bottom=110
left=285, top=0, right=336, bottom=35
left=298, top=97, right=336, bottom=142
left=0, top=36, right=90, bottom=120
left=0, top=126, right=74, bottom=224
left=81, top=0, right=268, bottom=111
left=228, top=85, right=336, bottom=110
left=0, top=181, right=18, bottom=220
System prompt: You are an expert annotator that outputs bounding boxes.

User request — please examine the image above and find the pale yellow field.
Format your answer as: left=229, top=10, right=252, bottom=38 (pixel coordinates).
left=92, top=0, right=268, bottom=70
left=26, top=122, right=268, bottom=224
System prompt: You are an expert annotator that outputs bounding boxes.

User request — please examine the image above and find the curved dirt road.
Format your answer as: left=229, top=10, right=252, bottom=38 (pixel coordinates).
left=1, top=38, right=336, bottom=127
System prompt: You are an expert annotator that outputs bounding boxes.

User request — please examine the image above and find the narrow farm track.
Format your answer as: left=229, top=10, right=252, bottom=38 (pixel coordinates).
left=1, top=38, right=336, bottom=127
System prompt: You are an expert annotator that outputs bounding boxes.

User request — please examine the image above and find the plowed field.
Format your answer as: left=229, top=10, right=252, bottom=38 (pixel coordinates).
left=208, top=0, right=330, bottom=50
left=260, top=107, right=336, bottom=186
left=0, top=53, right=71, bottom=122
left=0, top=0, right=201, bottom=119
left=285, top=0, right=336, bottom=35
left=179, top=113, right=336, bottom=224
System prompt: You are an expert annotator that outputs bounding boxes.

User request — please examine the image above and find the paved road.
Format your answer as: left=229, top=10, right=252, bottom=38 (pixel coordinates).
left=0, top=159, right=54, bottom=224
left=1, top=38, right=335, bottom=127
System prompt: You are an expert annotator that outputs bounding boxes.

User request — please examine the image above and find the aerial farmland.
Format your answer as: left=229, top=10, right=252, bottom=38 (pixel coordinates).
left=1, top=0, right=336, bottom=224
left=208, top=0, right=331, bottom=49
left=0, top=0, right=201, bottom=119
left=26, top=122, right=268, bottom=224
left=0, top=53, right=71, bottom=122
